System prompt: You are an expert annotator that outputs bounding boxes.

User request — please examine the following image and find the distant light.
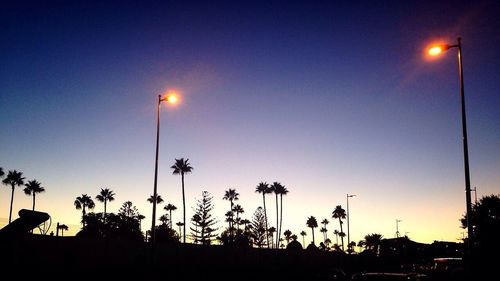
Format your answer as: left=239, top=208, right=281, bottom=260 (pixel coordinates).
left=428, top=46, right=444, bottom=56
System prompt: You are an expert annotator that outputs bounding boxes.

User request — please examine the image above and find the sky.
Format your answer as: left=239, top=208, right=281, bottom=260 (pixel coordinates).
left=1, top=0, right=499, bottom=245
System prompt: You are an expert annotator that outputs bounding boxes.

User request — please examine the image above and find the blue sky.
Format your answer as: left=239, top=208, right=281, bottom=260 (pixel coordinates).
left=1, top=0, right=499, bottom=244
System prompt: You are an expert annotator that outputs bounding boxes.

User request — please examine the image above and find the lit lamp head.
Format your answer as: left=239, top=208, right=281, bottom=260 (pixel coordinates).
left=160, top=91, right=179, bottom=104
left=166, top=94, right=178, bottom=104
left=428, top=44, right=450, bottom=56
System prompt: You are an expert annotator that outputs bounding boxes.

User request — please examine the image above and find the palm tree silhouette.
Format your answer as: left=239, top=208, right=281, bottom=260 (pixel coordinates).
left=333, top=229, right=339, bottom=245
left=232, top=204, right=244, bottom=231
left=95, top=188, right=115, bottom=217
left=74, top=194, right=95, bottom=226
left=306, top=216, right=318, bottom=245
left=176, top=221, right=184, bottom=240
left=320, top=227, right=327, bottom=242
left=0, top=167, right=4, bottom=179
left=223, top=188, right=239, bottom=233
left=268, top=227, right=276, bottom=248
left=332, top=205, right=346, bottom=251
left=269, top=182, right=285, bottom=247
left=137, top=214, right=145, bottom=233
left=321, top=219, right=329, bottom=241
left=2, top=170, right=25, bottom=223
left=164, top=203, right=177, bottom=228
left=276, top=183, right=289, bottom=246
left=159, top=214, right=169, bottom=225
left=57, top=224, right=69, bottom=237
left=171, top=158, right=193, bottom=243
left=255, top=182, right=272, bottom=248
left=363, top=233, right=383, bottom=254
left=23, top=180, right=45, bottom=211
left=300, top=230, right=307, bottom=247
left=148, top=194, right=164, bottom=232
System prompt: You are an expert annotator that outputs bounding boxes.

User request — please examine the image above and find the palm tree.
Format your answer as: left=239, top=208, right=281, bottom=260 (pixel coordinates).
left=321, top=218, right=329, bottom=241
left=268, top=227, right=276, bottom=248
left=74, top=194, right=95, bottom=226
left=2, top=170, right=25, bottom=223
left=0, top=167, right=4, bottom=178
left=333, top=229, right=340, bottom=245
left=223, top=188, right=239, bottom=231
left=232, top=204, right=244, bottom=231
left=57, top=224, right=69, bottom=237
left=137, top=214, right=145, bottom=232
left=223, top=188, right=239, bottom=211
left=95, top=188, right=115, bottom=217
left=270, top=182, right=286, bottom=247
left=306, top=216, right=318, bottom=245
left=148, top=194, right=164, bottom=211
left=171, top=158, right=193, bottom=243
left=23, top=180, right=45, bottom=211
left=176, top=221, right=184, bottom=240
left=159, top=214, right=169, bottom=225
left=363, top=233, right=383, bottom=255
left=275, top=183, right=289, bottom=246
left=320, top=227, right=327, bottom=242
left=332, top=205, right=346, bottom=251
left=300, top=230, right=307, bottom=247
left=255, top=182, right=271, bottom=248
left=164, top=203, right=177, bottom=229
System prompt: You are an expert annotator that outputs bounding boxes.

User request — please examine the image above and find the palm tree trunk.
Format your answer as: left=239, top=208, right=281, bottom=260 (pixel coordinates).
left=181, top=172, right=186, bottom=243
left=82, top=206, right=86, bottom=227
left=311, top=227, right=315, bottom=245
left=9, top=185, right=15, bottom=223
left=275, top=193, right=279, bottom=248
left=169, top=210, right=173, bottom=229
left=279, top=195, right=283, bottom=245
left=104, top=200, right=107, bottom=217
left=32, top=193, right=36, bottom=211
left=339, top=218, right=344, bottom=251
left=262, top=194, right=270, bottom=248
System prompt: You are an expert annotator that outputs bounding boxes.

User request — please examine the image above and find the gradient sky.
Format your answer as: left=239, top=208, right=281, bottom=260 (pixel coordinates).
left=1, top=0, right=499, bottom=245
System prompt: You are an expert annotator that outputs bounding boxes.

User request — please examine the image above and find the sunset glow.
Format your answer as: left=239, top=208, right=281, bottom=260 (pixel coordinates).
left=1, top=1, right=499, bottom=248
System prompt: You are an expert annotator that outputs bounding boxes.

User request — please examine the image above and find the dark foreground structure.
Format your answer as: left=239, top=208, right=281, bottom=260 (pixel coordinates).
left=1, top=234, right=478, bottom=281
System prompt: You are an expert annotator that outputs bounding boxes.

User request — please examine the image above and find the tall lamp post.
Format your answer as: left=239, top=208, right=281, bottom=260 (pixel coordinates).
left=428, top=37, right=473, bottom=247
left=151, top=93, right=178, bottom=244
left=346, top=193, right=356, bottom=253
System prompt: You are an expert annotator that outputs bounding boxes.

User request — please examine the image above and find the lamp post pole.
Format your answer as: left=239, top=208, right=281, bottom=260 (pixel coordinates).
left=346, top=194, right=356, bottom=253
left=428, top=37, right=473, bottom=248
left=151, top=94, right=162, bottom=244
left=457, top=37, right=474, bottom=247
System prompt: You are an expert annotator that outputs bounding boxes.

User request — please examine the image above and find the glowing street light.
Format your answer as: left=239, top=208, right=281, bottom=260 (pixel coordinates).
left=427, top=37, right=473, bottom=248
left=151, top=91, right=178, bottom=244
left=346, top=193, right=356, bottom=253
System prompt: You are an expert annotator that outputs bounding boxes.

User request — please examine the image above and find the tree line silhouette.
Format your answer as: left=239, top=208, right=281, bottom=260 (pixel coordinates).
left=2, top=164, right=499, bottom=258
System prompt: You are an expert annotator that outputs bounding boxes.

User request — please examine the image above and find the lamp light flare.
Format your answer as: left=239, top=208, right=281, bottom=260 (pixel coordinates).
left=166, top=94, right=178, bottom=104
left=428, top=46, right=443, bottom=56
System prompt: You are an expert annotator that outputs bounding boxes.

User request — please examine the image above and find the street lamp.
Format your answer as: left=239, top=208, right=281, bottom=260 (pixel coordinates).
left=427, top=37, right=473, bottom=247
left=151, top=92, right=178, bottom=244
left=346, top=193, right=356, bottom=253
